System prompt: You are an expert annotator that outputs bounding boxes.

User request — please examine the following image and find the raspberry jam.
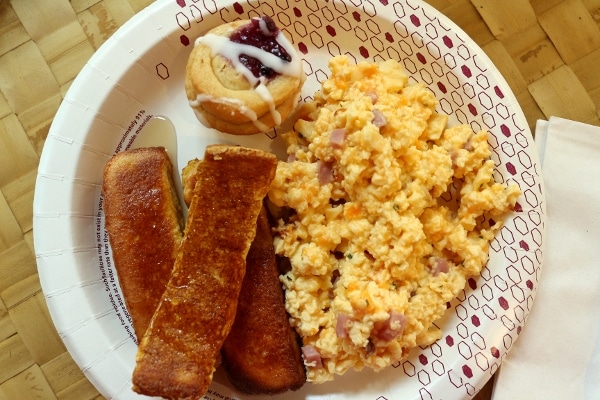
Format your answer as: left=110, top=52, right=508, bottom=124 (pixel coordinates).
left=229, top=16, right=292, bottom=79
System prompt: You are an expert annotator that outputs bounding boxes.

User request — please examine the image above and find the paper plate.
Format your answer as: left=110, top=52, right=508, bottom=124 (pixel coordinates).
left=33, top=0, right=545, bottom=399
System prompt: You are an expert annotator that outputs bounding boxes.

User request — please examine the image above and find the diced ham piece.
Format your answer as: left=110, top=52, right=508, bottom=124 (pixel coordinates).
left=463, top=138, right=474, bottom=151
left=450, top=149, right=459, bottom=165
left=287, top=152, right=296, bottom=162
left=433, top=257, right=450, bottom=276
left=318, top=160, right=335, bottom=185
left=336, top=313, right=350, bottom=338
left=366, top=91, right=378, bottom=104
left=372, top=109, right=387, bottom=128
left=330, top=128, right=347, bottom=148
left=301, top=345, right=323, bottom=368
left=373, top=310, right=407, bottom=342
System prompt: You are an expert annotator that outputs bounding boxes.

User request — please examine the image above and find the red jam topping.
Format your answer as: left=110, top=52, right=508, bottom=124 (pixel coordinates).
left=229, top=16, right=292, bottom=79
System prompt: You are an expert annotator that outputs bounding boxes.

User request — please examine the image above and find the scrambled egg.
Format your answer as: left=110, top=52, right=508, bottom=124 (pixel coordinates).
left=267, top=55, right=521, bottom=383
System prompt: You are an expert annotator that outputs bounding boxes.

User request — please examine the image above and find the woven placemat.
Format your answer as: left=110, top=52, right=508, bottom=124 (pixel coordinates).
left=1, top=0, right=598, bottom=399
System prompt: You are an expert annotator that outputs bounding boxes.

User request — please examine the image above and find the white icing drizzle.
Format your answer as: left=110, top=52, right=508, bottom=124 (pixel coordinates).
left=192, top=19, right=304, bottom=131
left=191, top=93, right=270, bottom=132
left=258, top=17, right=271, bottom=35
left=254, top=83, right=281, bottom=125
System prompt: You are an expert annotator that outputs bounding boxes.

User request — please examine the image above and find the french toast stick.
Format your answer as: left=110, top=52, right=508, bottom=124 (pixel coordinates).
left=102, top=147, right=183, bottom=339
left=132, top=145, right=277, bottom=400
left=183, top=162, right=306, bottom=393
left=221, top=206, right=306, bottom=394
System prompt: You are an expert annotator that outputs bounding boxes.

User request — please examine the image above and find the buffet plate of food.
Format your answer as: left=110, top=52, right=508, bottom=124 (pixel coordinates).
left=33, top=0, right=545, bottom=399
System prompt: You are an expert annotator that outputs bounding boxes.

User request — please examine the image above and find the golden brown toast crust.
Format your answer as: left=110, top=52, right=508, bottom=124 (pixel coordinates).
left=221, top=206, right=306, bottom=394
left=132, top=145, right=277, bottom=400
left=181, top=158, right=200, bottom=207
left=102, top=147, right=183, bottom=339
left=183, top=159, right=305, bottom=394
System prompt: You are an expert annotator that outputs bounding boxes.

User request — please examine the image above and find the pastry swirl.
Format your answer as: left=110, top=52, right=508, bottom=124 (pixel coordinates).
left=185, top=17, right=304, bottom=135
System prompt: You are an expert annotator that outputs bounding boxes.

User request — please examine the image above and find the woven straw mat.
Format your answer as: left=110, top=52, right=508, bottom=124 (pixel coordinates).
left=1, top=0, right=599, bottom=399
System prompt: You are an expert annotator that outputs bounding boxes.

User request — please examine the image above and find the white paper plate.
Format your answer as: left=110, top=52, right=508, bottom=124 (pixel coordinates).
left=33, top=0, right=546, bottom=399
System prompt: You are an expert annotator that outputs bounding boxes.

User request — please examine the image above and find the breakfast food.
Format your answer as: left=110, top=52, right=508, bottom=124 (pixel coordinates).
left=267, top=55, right=522, bottom=383
left=181, top=158, right=200, bottom=206
left=221, top=206, right=306, bottom=394
left=182, top=160, right=306, bottom=394
left=102, top=147, right=183, bottom=338
left=185, top=15, right=305, bottom=135
left=131, top=145, right=277, bottom=399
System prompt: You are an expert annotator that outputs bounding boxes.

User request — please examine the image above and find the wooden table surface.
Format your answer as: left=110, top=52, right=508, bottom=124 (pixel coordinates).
left=1, top=0, right=599, bottom=399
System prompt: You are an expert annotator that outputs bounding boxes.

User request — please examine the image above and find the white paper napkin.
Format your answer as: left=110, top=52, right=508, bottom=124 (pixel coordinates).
left=492, top=116, right=600, bottom=399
